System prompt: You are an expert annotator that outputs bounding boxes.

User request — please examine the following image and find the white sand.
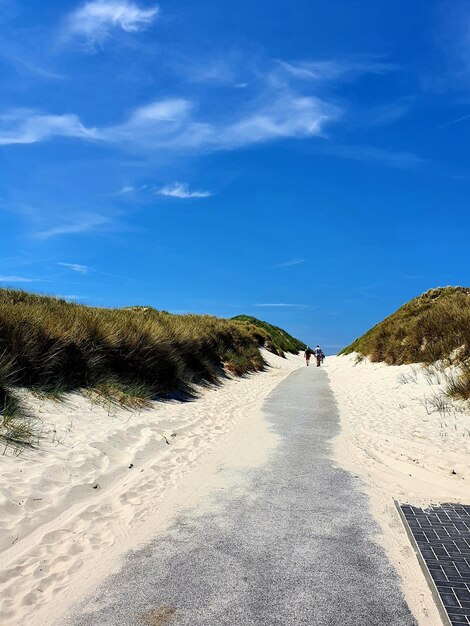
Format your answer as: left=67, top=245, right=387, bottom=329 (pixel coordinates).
left=327, top=354, right=470, bottom=626
left=3, top=349, right=466, bottom=625
left=0, top=350, right=301, bottom=626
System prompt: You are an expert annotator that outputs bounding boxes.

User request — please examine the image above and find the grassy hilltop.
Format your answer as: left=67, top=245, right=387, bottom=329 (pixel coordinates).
left=0, top=289, right=304, bottom=447
left=341, top=286, right=470, bottom=399
left=231, top=315, right=305, bottom=355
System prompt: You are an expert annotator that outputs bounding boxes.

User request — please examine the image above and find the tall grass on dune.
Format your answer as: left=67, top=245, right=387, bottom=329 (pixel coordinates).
left=0, top=289, right=304, bottom=447
left=231, top=315, right=305, bottom=356
left=340, top=286, right=470, bottom=400
left=0, top=353, right=39, bottom=452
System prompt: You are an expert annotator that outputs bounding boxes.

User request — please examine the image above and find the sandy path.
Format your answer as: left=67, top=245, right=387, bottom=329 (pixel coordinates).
left=327, top=354, right=470, bottom=625
left=63, top=366, right=415, bottom=626
left=0, top=350, right=301, bottom=626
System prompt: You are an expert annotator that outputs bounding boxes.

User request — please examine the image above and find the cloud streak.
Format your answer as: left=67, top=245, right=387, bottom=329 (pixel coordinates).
left=33, top=213, right=112, bottom=239
left=156, top=183, right=212, bottom=198
left=274, top=258, right=306, bottom=268
left=278, top=58, right=398, bottom=83
left=58, top=262, right=89, bottom=274
left=65, top=0, right=159, bottom=46
left=319, top=143, right=427, bottom=169
left=432, top=112, right=470, bottom=132
left=0, top=275, right=44, bottom=283
left=115, top=186, right=135, bottom=194
left=0, top=110, right=98, bottom=145
left=254, top=303, right=310, bottom=308
left=0, top=93, right=337, bottom=151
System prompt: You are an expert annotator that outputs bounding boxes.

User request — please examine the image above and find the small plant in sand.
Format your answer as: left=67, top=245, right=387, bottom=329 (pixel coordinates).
left=426, top=393, right=452, bottom=415
left=421, top=362, right=448, bottom=386
left=396, top=365, right=419, bottom=385
left=417, top=392, right=454, bottom=420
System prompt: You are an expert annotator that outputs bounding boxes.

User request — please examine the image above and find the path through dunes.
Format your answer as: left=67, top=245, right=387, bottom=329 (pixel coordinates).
left=62, top=368, right=416, bottom=626
left=0, top=351, right=299, bottom=626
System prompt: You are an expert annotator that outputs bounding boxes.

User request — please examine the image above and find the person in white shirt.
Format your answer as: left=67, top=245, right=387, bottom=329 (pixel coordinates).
left=313, top=345, right=322, bottom=367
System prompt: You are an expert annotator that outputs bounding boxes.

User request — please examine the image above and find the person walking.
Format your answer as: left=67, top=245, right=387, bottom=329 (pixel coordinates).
left=314, top=345, right=323, bottom=367
left=304, top=346, right=313, bottom=366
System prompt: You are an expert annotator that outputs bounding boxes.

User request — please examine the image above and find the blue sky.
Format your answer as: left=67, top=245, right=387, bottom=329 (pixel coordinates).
left=1, top=0, right=469, bottom=352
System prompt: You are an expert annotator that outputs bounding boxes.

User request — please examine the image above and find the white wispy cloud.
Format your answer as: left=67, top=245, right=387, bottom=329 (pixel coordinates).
left=432, top=112, right=470, bottom=132
left=274, top=258, right=306, bottom=268
left=171, top=49, right=254, bottom=87
left=106, top=98, right=194, bottom=145
left=33, top=213, right=112, bottom=239
left=0, top=69, right=338, bottom=150
left=65, top=0, right=159, bottom=46
left=279, top=58, right=398, bottom=82
left=0, top=110, right=98, bottom=145
left=254, top=303, right=310, bottom=308
left=356, top=100, right=413, bottom=129
left=0, top=96, right=334, bottom=149
left=0, top=47, right=64, bottom=81
left=115, top=185, right=135, bottom=194
left=0, top=275, right=43, bottom=283
left=320, top=144, right=427, bottom=169
left=179, top=57, right=239, bottom=85
left=99, top=92, right=337, bottom=151
left=214, top=95, right=335, bottom=149
left=58, top=262, right=89, bottom=274
left=0, top=57, right=403, bottom=154
left=156, top=183, right=212, bottom=199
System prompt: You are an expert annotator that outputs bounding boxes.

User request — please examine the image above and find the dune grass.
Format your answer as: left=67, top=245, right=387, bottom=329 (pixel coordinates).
left=340, top=286, right=470, bottom=399
left=0, top=392, right=40, bottom=454
left=231, top=315, right=305, bottom=356
left=0, top=289, right=304, bottom=448
left=0, top=352, right=38, bottom=452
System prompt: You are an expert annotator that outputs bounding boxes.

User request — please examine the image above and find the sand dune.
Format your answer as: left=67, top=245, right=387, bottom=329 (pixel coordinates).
left=327, top=353, right=470, bottom=625
left=327, top=353, right=469, bottom=503
left=0, top=350, right=301, bottom=626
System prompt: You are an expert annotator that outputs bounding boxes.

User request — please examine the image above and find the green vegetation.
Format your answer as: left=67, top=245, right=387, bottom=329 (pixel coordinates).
left=0, top=355, right=39, bottom=452
left=341, top=287, right=470, bottom=399
left=0, top=391, right=40, bottom=454
left=0, top=289, right=304, bottom=448
left=231, top=315, right=306, bottom=356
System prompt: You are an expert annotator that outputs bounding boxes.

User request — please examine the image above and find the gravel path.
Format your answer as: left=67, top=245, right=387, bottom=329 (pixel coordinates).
left=64, top=367, right=416, bottom=626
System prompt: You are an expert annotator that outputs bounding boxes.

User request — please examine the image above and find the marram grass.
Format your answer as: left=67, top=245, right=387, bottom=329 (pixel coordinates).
left=0, top=289, right=305, bottom=449
left=341, top=286, right=470, bottom=400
